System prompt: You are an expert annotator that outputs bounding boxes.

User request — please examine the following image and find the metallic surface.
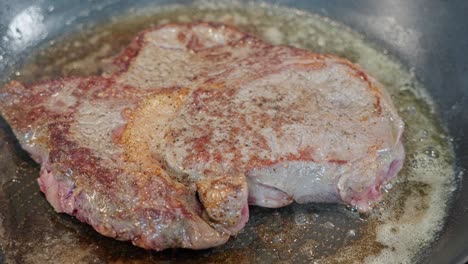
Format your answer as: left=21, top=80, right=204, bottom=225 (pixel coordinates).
left=0, top=0, right=467, bottom=263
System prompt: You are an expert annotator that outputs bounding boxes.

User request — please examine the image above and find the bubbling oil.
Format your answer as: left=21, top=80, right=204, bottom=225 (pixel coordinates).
left=6, top=1, right=456, bottom=263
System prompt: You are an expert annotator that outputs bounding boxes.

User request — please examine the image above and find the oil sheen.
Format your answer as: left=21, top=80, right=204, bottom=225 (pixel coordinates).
left=2, top=1, right=457, bottom=263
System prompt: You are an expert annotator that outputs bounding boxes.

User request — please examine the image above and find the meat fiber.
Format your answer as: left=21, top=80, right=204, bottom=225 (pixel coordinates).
left=0, top=22, right=404, bottom=250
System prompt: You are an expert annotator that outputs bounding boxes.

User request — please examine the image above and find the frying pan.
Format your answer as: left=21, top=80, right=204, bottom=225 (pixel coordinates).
left=0, top=0, right=467, bottom=263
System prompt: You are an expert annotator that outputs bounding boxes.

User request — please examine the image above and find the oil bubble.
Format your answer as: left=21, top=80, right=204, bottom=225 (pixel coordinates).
left=423, top=147, right=440, bottom=159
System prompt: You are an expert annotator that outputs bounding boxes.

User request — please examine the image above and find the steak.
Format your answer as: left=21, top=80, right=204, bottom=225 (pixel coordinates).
left=0, top=22, right=405, bottom=250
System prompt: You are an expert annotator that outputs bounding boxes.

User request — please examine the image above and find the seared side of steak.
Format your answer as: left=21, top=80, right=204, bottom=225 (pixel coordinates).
left=0, top=78, right=228, bottom=250
left=0, top=22, right=405, bottom=251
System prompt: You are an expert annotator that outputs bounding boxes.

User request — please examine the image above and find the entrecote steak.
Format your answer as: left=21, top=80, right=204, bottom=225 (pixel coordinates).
left=0, top=22, right=404, bottom=250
